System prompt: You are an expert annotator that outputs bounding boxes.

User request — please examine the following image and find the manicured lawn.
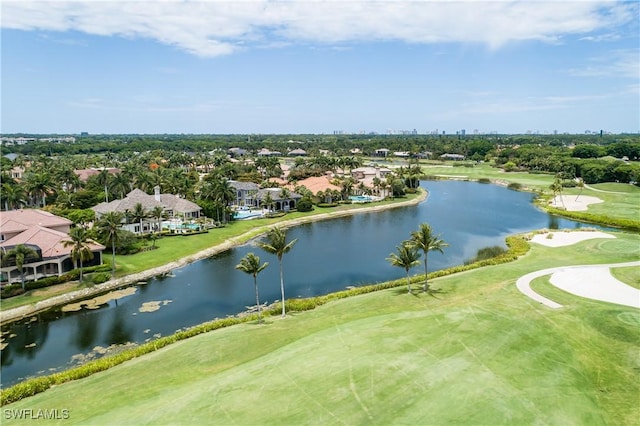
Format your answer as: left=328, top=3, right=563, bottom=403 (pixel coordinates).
left=611, top=266, right=640, bottom=290
left=4, top=232, right=639, bottom=425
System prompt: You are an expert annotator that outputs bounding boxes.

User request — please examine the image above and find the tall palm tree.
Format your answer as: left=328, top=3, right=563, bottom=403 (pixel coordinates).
left=3, top=244, right=38, bottom=290
left=97, top=211, right=124, bottom=276
left=235, top=252, right=269, bottom=324
left=258, top=227, right=298, bottom=317
left=575, top=179, right=585, bottom=201
left=1, top=183, right=27, bottom=210
left=150, top=206, right=165, bottom=234
left=387, top=241, right=421, bottom=294
left=131, top=202, right=148, bottom=234
left=62, top=227, right=94, bottom=283
left=109, top=172, right=131, bottom=200
left=96, top=169, right=112, bottom=203
left=410, top=223, right=449, bottom=292
left=24, top=171, right=54, bottom=207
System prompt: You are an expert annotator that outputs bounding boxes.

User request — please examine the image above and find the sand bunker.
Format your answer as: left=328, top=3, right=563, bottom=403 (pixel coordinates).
left=550, top=265, right=640, bottom=309
left=531, top=231, right=615, bottom=247
left=61, top=287, right=137, bottom=312
left=550, top=195, right=603, bottom=211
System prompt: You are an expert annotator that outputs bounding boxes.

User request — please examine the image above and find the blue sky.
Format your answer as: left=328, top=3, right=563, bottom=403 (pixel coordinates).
left=1, top=1, right=638, bottom=135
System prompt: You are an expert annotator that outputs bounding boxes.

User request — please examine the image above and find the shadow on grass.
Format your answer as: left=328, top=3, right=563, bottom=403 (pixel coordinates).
left=390, top=286, right=447, bottom=298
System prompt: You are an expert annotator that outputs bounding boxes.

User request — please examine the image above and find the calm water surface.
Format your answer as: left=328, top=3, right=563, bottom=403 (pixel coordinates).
left=1, top=181, right=592, bottom=387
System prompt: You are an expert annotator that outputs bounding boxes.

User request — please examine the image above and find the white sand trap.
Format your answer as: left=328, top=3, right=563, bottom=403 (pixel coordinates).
left=531, top=231, right=615, bottom=247
left=550, top=266, right=640, bottom=308
left=550, top=195, right=603, bottom=211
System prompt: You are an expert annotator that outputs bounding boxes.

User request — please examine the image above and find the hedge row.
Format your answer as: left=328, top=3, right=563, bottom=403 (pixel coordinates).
left=0, top=235, right=530, bottom=406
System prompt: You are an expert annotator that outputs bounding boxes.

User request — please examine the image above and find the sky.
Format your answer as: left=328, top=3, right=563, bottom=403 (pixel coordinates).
left=1, top=0, right=638, bottom=135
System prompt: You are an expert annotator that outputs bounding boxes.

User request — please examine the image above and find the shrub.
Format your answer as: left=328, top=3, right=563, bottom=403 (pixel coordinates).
left=92, top=273, right=111, bottom=285
left=464, top=245, right=508, bottom=264
left=477, top=178, right=491, bottom=184
left=297, top=197, right=314, bottom=212
left=507, top=182, right=522, bottom=191
left=1, top=285, right=25, bottom=299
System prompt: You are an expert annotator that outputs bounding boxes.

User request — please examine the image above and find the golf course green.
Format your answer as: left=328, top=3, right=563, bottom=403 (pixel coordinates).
left=2, top=231, right=639, bottom=425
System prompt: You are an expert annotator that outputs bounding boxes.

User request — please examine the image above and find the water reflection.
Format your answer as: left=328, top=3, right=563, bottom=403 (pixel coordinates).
left=1, top=181, right=596, bottom=387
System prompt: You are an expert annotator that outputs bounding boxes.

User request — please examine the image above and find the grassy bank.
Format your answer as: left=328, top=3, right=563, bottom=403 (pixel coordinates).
left=2, top=232, right=639, bottom=424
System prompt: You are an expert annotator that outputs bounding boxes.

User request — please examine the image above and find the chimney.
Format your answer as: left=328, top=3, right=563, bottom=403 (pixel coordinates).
left=154, top=185, right=161, bottom=202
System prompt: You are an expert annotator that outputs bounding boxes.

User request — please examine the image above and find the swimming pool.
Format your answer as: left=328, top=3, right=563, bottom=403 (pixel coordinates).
left=349, top=195, right=374, bottom=203
left=234, top=210, right=263, bottom=220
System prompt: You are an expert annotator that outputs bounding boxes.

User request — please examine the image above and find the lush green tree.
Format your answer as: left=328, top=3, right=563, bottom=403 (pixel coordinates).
left=2, top=244, right=38, bottom=290
left=410, top=223, right=449, bottom=292
left=96, top=212, right=124, bottom=276
left=62, top=227, right=94, bottom=282
left=235, top=252, right=269, bottom=324
left=257, top=227, right=298, bottom=317
left=572, top=144, right=605, bottom=159
left=386, top=241, right=421, bottom=294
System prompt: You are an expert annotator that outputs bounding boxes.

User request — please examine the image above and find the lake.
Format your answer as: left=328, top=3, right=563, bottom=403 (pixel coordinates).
left=0, top=180, right=594, bottom=387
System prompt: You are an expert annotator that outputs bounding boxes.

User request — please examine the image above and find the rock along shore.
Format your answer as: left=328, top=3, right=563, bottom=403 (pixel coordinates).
left=0, top=190, right=427, bottom=325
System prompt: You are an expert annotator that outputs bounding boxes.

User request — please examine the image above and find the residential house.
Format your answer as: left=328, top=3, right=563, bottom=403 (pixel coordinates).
left=0, top=209, right=104, bottom=286
left=440, top=153, right=466, bottom=161
left=74, top=167, right=121, bottom=182
left=374, top=148, right=390, bottom=157
left=257, top=148, right=282, bottom=157
left=288, top=148, right=307, bottom=156
left=92, top=187, right=201, bottom=234
left=228, top=181, right=301, bottom=211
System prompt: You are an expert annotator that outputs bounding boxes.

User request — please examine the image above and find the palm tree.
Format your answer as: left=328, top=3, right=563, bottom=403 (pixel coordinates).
left=575, top=179, right=585, bottom=201
left=131, top=202, right=148, bottom=234
left=24, top=171, right=54, bottom=207
left=1, top=183, right=27, bottom=210
left=97, top=211, right=124, bottom=276
left=62, top=227, right=94, bottom=282
left=96, top=169, right=112, bottom=203
left=386, top=241, right=421, bottom=294
left=262, top=191, right=274, bottom=214
left=3, top=244, right=38, bottom=290
left=109, top=172, right=131, bottom=200
left=257, top=227, right=297, bottom=317
left=235, top=253, right=269, bottom=324
left=410, top=223, right=449, bottom=292
left=150, top=206, right=165, bottom=235
left=550, top=175, right=565, bottom=208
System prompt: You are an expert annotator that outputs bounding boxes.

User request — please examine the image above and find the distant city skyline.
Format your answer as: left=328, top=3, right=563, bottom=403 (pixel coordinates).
left=1, top=1, right=639, bottom=135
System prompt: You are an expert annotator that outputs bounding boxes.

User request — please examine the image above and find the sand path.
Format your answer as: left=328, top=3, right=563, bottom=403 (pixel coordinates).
left=516, top=261, right=640, bottom=309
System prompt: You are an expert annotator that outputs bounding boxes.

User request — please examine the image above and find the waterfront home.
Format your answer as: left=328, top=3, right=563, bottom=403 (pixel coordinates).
left=0, top=209, right=104, bottom=286
left=92, top=187, right=201, bottom=234
left=228, top=181, right=301, bottom=211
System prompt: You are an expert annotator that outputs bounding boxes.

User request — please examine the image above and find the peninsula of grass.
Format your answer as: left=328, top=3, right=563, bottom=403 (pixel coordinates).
left=2, top=232, right=639, bottom=425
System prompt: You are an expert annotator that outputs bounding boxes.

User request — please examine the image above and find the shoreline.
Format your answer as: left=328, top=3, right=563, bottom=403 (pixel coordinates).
left=0, top=190, right=427, bottom=325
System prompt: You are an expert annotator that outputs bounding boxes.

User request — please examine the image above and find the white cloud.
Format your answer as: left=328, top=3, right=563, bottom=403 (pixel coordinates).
left=568, top=48, right=639, bottom=78
left=2, top=0, right=637, bottom=57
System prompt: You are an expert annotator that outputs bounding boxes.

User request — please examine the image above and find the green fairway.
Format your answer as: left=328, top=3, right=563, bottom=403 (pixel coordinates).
left=3, top=232, right=639, bottom=425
